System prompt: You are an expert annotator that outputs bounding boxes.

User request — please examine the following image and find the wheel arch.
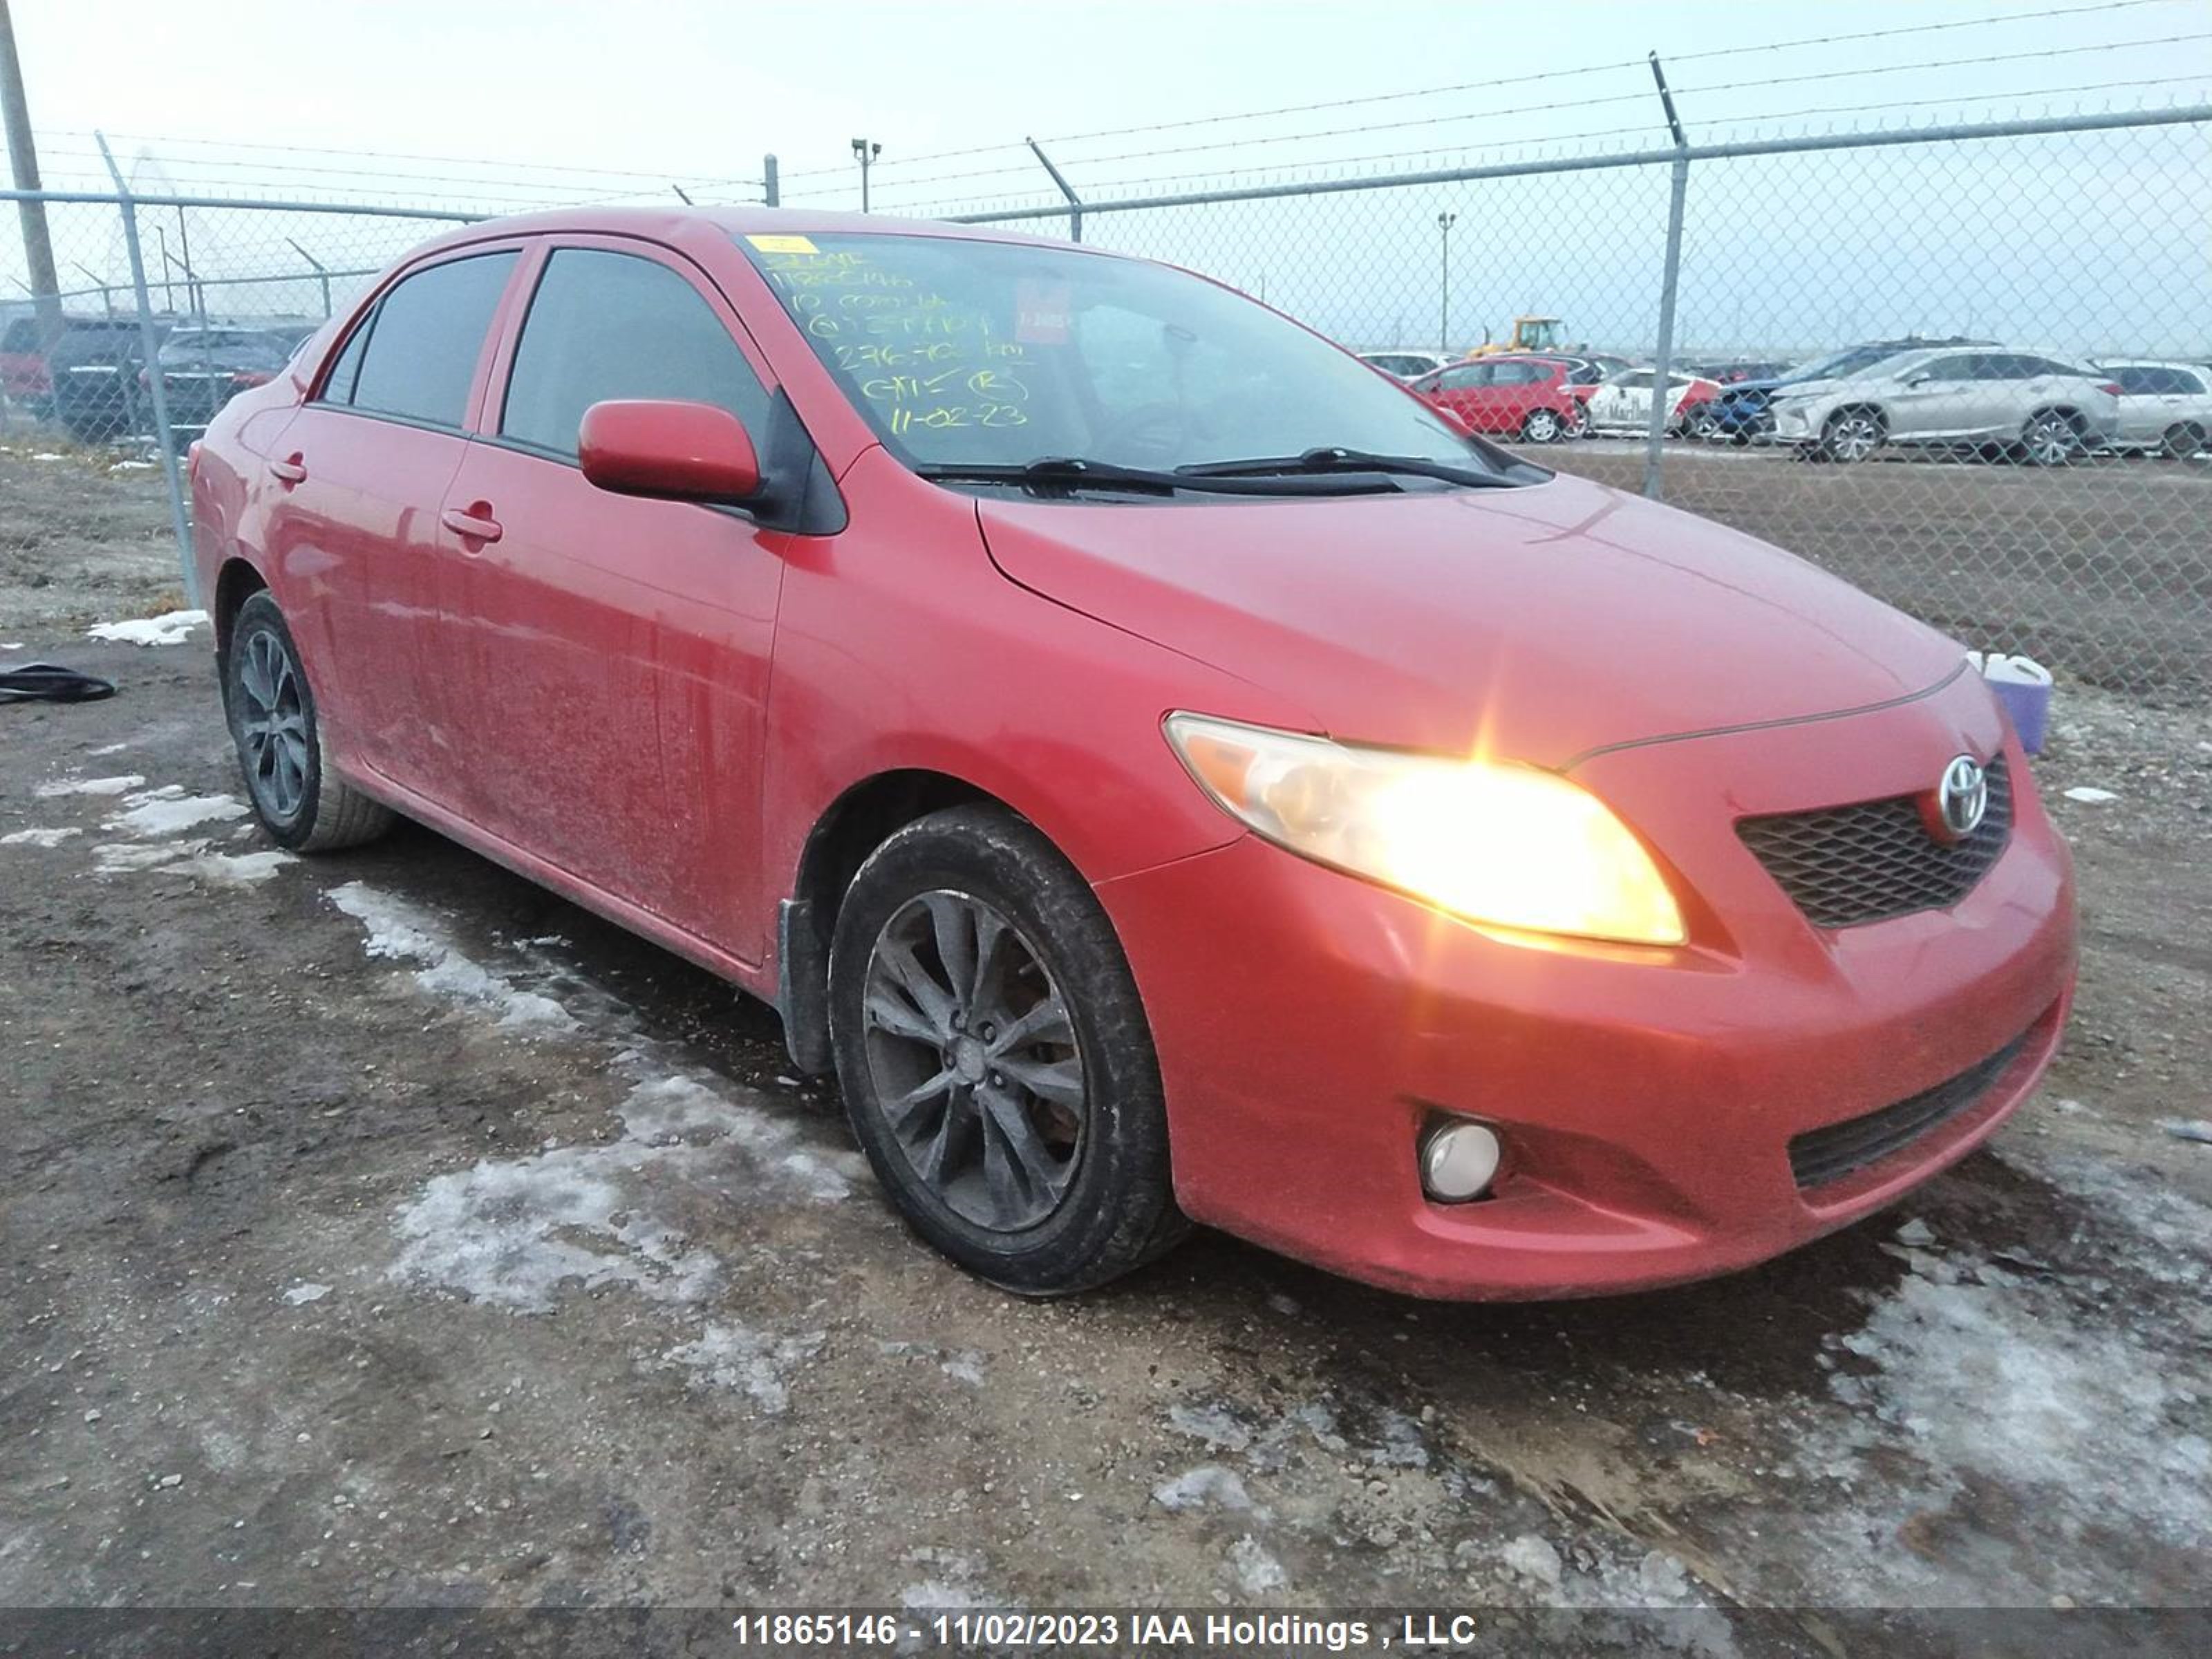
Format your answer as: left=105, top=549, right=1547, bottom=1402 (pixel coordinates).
left=212, top=556, right=270, bottom=678
left=778, top=767, right=1010, bottom=1074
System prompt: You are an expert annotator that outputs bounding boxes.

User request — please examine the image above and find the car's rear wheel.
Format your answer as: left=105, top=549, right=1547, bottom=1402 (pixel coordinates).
left=2161, top=422, right=2205, bottom=461
left=1817, top=407, right=1884, bottom=463
left=829, top=805, right=1185, bottom=1295
left=224, top=593, right=394, bottom=852
left=2020, top=410, right=2083, bottom=467
left=1683, top=406, right=1718, bottom=442
left=1520, top=406, right=1566, bottom=444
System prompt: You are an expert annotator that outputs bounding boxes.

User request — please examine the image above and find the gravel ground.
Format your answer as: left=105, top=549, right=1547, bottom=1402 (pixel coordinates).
left=2, top=449, right=2209, bottom=1653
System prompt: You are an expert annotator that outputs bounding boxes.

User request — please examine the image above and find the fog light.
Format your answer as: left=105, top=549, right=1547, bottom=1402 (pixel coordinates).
left=1420, top=1120, right=1501, bottom=1203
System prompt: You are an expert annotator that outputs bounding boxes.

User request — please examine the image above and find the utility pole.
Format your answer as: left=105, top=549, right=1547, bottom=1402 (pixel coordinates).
left=1436, top=212, right=1457, bottom=355
left=851, top=137, right=880, bottom=213
left=0, top=0, right=62, bottom=346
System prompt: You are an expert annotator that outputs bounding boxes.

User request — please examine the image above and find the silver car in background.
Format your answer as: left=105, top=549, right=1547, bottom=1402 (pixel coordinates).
left=2095, top=360, right=2212, bottom=459
left=1356, top=349, right=1455, bottom=380
left=1768, top=347, right=2120, bottom=465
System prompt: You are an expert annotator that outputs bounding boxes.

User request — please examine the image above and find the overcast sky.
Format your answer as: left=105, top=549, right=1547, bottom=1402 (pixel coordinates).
left=8, top=1, right=2209, bottom=354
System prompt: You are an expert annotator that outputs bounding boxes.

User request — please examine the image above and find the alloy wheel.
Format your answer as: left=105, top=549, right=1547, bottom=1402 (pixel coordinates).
left=1827, top=411, right=1881, bottom=462
left=236, top=628, right=310, bottom=821
left=1524, top=409, right=1562, bottom=443
left=2023, top=413, right=2079, bottom=467
left=859, top=890, right=1086, bottom=1232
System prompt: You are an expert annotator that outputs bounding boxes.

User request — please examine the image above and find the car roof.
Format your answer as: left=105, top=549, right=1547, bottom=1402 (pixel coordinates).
left=400, top=205, right=1082, bottom=265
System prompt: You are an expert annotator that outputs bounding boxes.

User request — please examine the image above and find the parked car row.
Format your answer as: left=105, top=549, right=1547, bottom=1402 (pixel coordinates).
left=0, top=313, right=316, bottom=442
left=1389, top=352, right=1721, bottom=445
left=1356, top=334, right=2209, bottom=465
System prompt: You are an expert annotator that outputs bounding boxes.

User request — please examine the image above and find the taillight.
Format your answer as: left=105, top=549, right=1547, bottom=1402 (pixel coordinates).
left=187, top=440, right=203, bottom=480
left=2098, top=382, right=2121, bottom=397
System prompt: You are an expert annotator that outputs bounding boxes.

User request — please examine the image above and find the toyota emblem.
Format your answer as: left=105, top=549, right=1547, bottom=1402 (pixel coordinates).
left=1938, top=755, right=1988, bottom=839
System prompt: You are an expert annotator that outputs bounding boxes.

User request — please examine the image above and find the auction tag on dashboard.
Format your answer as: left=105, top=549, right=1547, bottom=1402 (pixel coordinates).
left=1015, top=279, right=1073, bottom=344
left=746, top=234, right=820, bottom=254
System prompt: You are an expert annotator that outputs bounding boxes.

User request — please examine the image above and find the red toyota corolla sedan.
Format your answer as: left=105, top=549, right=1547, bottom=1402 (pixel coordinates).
left=189, top=209, right=2075, bottom=1300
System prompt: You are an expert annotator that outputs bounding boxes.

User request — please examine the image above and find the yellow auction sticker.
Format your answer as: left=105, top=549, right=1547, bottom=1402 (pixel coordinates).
left=746, top=234, right=820, bottom=254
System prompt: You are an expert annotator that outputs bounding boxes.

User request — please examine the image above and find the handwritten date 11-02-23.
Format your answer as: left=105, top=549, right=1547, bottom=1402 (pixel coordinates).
left=758, top=249, right=1034, bottom=435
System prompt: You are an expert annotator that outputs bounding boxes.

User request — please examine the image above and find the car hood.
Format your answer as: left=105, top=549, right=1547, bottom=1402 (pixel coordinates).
left=976, top=471, right=1967, bottom=767
left=1718, top=377, right=1788, bottom=400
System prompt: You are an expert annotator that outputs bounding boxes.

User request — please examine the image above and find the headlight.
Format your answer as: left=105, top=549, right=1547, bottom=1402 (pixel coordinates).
left=1164, top=713, right=1686, bottom=946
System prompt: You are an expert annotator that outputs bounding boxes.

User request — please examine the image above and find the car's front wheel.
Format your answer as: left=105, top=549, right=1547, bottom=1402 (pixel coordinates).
left=224, top=592, right=394, bottom=852
left=1817, top=407, right=1884, bottom=463
left=2161, top=422, right=2204, bottom=461
left=829, top=805, right=1185, bottom=1295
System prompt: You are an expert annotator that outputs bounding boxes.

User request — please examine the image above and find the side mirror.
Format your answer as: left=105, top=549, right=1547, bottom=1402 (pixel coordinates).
left=578, top=399, right=762, bottom=503
left=1904, top=375, right=1932, bottom=388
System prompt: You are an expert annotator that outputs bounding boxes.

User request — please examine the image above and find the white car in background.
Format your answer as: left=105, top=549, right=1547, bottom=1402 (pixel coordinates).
left=2094, top=360, right=2211, bottom=459
left=1356, top=349, right=1454, bottom=380
left=1581, top=366, right=1721, bottom=437
left=1768, top=347, right=2120, bottom=465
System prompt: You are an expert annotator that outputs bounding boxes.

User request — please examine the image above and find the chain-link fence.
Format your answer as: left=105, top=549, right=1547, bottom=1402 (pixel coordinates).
left=5, top=106, right=2209, bottom=695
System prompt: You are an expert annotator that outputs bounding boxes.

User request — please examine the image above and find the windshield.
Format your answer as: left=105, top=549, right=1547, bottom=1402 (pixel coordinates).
left=742, top=232, right=1509, bottom=481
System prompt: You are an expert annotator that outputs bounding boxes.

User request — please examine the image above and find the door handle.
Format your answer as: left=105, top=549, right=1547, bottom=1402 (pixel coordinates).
left=268, top=453, right=307, bottom=485
left=440, top=503, right=503, bottom=544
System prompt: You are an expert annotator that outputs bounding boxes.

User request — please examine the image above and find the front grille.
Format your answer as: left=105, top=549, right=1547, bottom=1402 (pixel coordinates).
left=1738, top=755, right=2012, bottom=929
left=1789, top=1031, right=2030, bottom=1190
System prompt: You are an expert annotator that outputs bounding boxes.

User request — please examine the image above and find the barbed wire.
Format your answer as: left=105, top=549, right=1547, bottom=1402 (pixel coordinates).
left=876, top=78, right=2212, bottom=214
left=762, top=0, right=2194, bottom=187
left=778, top=30, right=2212, bottom=205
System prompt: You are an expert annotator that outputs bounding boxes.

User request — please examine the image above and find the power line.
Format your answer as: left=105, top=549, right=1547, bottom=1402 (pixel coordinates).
left=53, top=127, right=735, bottom=185
left=918, top=77, right=2205, bottom=209
left=838, top=0, right=2188, bottom=177
left=794, top=31, right=2210, bottom=204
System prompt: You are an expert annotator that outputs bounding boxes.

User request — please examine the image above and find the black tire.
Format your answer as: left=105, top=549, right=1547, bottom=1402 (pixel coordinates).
left=2162, top=422, right=2205, bottom=461
left=223, top=592, right=394, bottom=852
left=1683, top=407, right=1718, bottom=442
left=828, top=805, right=1187, bottom=1295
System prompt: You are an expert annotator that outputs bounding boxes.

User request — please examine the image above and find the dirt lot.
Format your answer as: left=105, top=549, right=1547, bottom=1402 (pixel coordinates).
left=3, top=444, right=2209, bottom=1653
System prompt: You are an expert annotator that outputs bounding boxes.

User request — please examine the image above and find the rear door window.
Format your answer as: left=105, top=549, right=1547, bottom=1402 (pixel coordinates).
left=346, top=251, right=518, bottom=428
left=500, top=248, right=771, bottom=459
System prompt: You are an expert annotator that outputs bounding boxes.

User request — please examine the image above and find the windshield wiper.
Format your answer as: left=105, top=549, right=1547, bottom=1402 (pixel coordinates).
left=1178, top=447, right=1522, bottom=489
left=915, top=456, right=1403, bottom=497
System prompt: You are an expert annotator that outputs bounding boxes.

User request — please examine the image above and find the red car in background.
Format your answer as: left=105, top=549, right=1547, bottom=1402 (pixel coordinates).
left=1, top=311, right=66, bottom=420
left=187, top=209, right=2074, bottom=1302
left=1409, top=353, right=1597, bottom=443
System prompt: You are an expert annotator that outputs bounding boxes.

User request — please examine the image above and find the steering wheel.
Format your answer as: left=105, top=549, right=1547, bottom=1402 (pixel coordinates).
left=1096, top=400, right=1201, bottom=462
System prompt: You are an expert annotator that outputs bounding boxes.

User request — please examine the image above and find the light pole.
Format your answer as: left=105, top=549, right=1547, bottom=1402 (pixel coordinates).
left=1436, top=212, right=1458, bottom=355
left=851, top=137, right=881, bottom=213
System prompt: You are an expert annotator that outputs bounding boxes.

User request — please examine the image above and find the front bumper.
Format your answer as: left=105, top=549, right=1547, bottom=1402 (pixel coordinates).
left=1096, top=679, right=2075, bottom=1300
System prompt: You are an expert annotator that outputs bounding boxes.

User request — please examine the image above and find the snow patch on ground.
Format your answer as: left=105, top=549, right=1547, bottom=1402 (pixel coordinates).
left=347, top=880, right=862, bottom=1319
left=106, top=786, right=247, bottom=838
left=86, top=609, right=208, bottom=647
left=661, top=1322, right=826, bottom=1414
left=1782, top=1152, right=2212, bottom=1603
left=1226, top=1535, right=1286, bottom=1594
left=35, top=774, right=144, bottom=798
left=2, top=827, right=82, bottom=847
left=327, top=882, right=574, bottom=1029
left=282, top=1283, right=331, bottom=1305
left=1152, top=1464, right=1259, bottom=1515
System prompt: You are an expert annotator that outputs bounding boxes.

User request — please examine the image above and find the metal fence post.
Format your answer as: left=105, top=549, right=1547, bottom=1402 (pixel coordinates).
left=1641, top=55, right=1691, bottom=503
left=762, top=153, right=779, bottom=208
left=95, top=133, right=197, bottom=605
left=1027, top=138, right=1082, bottom=243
